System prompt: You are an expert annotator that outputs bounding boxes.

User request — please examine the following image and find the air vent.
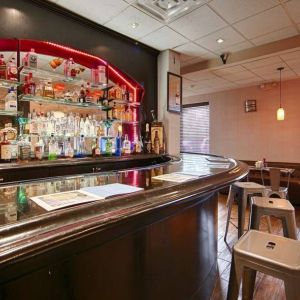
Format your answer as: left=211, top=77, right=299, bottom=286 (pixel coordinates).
left=137, top=0, right=206, bottom=23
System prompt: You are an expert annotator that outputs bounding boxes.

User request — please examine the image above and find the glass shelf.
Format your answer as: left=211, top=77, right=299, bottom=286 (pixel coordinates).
left=21, top=66, right=112, bottom=90
left=0, top=110, right=22, bottom=117
left=19, top=95, right=103, bottom=109
left=0, top=79, right=21, bottom=89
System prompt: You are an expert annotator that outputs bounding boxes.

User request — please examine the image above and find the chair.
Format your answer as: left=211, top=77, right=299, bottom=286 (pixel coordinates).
left=262, top=167, right=291, bottom=199
left=250, top=196, right=297, bottom=239
left=227, top=230, right=300, bottom=300
left=224, top=182, right=266, bottom=242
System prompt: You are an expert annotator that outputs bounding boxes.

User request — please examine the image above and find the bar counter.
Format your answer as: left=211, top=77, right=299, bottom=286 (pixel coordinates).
left=0, top=153, right=248, bottom=300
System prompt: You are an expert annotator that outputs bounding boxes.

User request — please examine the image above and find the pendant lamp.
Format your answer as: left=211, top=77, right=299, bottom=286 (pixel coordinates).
left=276, top=67, right=285, bottom=121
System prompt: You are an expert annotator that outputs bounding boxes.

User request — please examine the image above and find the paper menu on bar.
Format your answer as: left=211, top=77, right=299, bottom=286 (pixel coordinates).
left=30, top=190, right=102, bottom=211
left=81, top=183, right=144, bottom=198
left=152, top=172, right=199, bottom=183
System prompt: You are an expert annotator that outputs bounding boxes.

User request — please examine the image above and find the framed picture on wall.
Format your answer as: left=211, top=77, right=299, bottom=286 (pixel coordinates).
left=167, top=72, right=182, bottom=114
left=244, top=100, right=257, bottom=112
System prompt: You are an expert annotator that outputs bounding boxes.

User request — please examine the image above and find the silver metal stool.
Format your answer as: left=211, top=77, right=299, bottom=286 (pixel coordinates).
left=250, top=196, right=297, bottom=239
left=227, top=230, right=300, bottom=300
left=224, top=182, right=266, bottom=242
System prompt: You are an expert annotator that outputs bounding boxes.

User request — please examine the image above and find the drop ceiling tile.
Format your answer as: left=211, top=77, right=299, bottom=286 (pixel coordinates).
left=104, top=6, right=163, bottom=39
left=234, top=77, right=262, bottom=85
left=183, top=70, right=219, bottom=81
left=56, top=0, right=129, bottom=24
left=173, top=42, right=209, bottom=57
left=183, top=89, right=198, bottom=98
left=168, top=5, right=227, bottom=40
left=242, top=56, right=283, bottom=70
left=220, top=72, right=259, bottom=82
left=286, top=60, right=300, bottom=69
left=256, top=68, right=295, bottom=80
left=183, top=78, right=197, bottom=89
left=181, top=56, right=208, bottom=67
left=214, top=65, right=247, bottom=75
left=284, top=0, right=300, bottom=23
left=140, top=26, right=188, bottom=50
left=233, top=6, right=292, bottom=39
left=251, top=63, right=289, bottom=76
left=215, top=41, right=253, bottom=54
left=209, top=0, right=279, bottom=24
left=251, top=26, right=298, bottom=46
left=280, top=50, right=300, bottom=62
left=195, top=27, right=245, bottom=52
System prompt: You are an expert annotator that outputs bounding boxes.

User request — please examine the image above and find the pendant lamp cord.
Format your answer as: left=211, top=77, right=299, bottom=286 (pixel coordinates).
left=280, top=68, right=282, bottom=108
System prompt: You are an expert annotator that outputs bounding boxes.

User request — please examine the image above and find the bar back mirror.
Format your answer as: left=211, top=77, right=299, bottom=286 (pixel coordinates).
left=167, top=72, right=182, bottom=114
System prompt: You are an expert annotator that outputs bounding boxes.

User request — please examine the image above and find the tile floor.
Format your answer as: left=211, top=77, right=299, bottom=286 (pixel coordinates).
left=210, top=194, right=300, bottom=300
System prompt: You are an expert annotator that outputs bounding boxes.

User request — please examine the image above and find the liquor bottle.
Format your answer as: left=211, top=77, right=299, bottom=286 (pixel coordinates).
left=28, top=48, right=38, bottom=68
left=6, top=58, right=17, bottom=81
left=92, top=138, right=101, bottom=157
left=105, top=137, right=113, bottom=156
left=134, top=137, right=143, bottom=154
left=78, top=84, right=86, bottom=103
left=153, top=130, right=160, bottom=154
left=122, top=134, right=131, bottom=155
left=125, top=106, right=133, bottom=122
left=64, top=58, right=72, bottom=78
left=29, top=110, right=38, bottom=135
left=99, top=66, right=106, bottom=84
left=84, top=114, right=91, bottom=137
left=143, top=123, right=152, bottom=154
left=28, top=73, right=36, bottom=95
left=1, top=132, right=12, bottom=162
left=79, top=116, right=85, bottom=135
left=112, top=102, right=118, bottom=119
left=48, top=133, right=57, bottom=160
left=86, top=82, right=91, bottom=102
left=23, top=76, right=30, bottom=94
left=4, top=87, right=17, bottom=112
left=34, top=137, right=44, bottom=160
left=64, top=138, right=74, bottom=158
left=43, top=80, right=55, bottom=99
left=18, top=135, right=31, bottom=161
left=107, top=106, right=113, bottom=120
left=77, top=135, right=86, bottom=157
left=0, top=54, right=6, bottom=79
left=115, top=130, right=122, bottom=157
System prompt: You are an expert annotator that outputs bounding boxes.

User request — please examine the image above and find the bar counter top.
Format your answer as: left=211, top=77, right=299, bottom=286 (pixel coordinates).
left=0, top=153, right=248, bottom=300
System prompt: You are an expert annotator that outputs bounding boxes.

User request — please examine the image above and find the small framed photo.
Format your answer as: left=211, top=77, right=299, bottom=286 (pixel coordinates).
left=245, top=100, right=257, bottom=112
left=167, top=72, right=182, bottom=114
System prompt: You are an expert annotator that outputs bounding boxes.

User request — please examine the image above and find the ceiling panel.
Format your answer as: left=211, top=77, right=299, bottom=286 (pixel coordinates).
left=56, top=0, right=129, bottom=24
left=140, top=26, right=188, bottom=50
left=168, top=5, right=227, bottom=40
left=280, top=50, right=300, bottom=61
left=242, top=56, right=284, bottom=70
left=182, top=89, right=198, bottom=98
left=173, top=42, right=210, bottom=58
left=194, top=27, right=246, bottom=52
left=251, top=26, right=298, bottom=46
left=209, top=0, right=279, bottom=24
left=215, top=40, right=254, bottom=54
left=233, top=6, right=292, bottom=39
left=183, top=70, right=220, bottom=81
left=219, top=72, right=259, bottom=82
left=284, top=0, right=300, bottom=24
left=104, top=6, right=163, bottom=39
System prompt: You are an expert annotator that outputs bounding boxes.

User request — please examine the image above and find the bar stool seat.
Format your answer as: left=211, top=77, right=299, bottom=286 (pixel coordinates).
left=224, top=182, right=266, bottom=242
left=227, top=230, right=300, bottom=300
left=250, top=196, right=297, bottom=239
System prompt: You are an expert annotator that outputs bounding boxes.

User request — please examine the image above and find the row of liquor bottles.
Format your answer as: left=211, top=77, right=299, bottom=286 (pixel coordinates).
left=0, top=120, right=161, bottom=163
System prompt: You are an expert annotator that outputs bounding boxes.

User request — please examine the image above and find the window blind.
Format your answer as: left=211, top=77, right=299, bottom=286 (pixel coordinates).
left=180, top=103, right=210, bottom=154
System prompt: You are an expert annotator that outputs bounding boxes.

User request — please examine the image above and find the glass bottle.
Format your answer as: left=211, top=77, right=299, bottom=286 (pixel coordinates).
left=125, top=106, right=133, bottom=122
left=28, top=48, right=38, bottom=68
left=64, top=137, right=74, bottom=158
left=153, top=130, right=160, bottom=154
left=6, top=57, right=17, bottom=81
left=143, top=123, right=152, bottom=154
left=1, top=132, right=11, bottom=162
left=34, top=136, right=44, bottom=160
left=115, top=131, right=122, bottom=157
left=28, top=73, right=36, bottom=96
left=79, top=115, right=85, bottom=136
left=48, top=133, right=57, bottom=160
left=18, top=135, right=31, bottom=161
left=4, top=87, right=17, bottom=112
left=112, top=102, right=118, bottom=119
left=43, top=80, right=55, bottom=99
left=134, top=137, right=143, bottom=154
left=122, top=134, right=131, bottom=155
left=0, top=54, right=6, bottom=79
left=92, top=138, right=101, bottom=157
left=78, top=84, right=86, bottom=103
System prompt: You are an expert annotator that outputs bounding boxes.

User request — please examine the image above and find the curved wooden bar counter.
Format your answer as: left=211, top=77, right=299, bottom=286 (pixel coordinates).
left=0, top=154, right=248, bottom=300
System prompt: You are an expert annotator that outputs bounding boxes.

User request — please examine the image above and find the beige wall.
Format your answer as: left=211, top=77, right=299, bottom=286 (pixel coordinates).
left=183, top=78, right=300, bottom=163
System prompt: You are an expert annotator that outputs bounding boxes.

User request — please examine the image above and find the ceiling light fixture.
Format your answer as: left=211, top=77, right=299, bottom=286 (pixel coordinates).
left=130, top=22, right=139, bottom=29
left=216, top=38, right=224, bottom=44
left=276, top=67, right=285, bottom=121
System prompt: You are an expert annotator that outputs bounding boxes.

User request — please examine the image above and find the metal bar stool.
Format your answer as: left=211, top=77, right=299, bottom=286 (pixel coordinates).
left=250, top=196, right=297, bottom=239
left=224, top=182, right=266, bottom=242
left=227, top=230, right=300, bottom=300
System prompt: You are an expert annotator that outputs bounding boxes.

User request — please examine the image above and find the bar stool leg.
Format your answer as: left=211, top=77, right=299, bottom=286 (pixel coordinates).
left=238, top=190, right=247, bottom=238
left=226, top=185, right=234, bottom=207
left=227, top=254, right=243, bottom=300
left=242, top=266, right=256, bottom=300
left=284, top=277, right=299, bottom=300
left=266, top=216, right=272, bottom=233
left=224, top=188, right=234, bottom=242
left=283, top=213, right=298, bottom=240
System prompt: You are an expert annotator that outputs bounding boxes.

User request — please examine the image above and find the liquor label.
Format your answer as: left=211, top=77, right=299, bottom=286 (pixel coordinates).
left=29, top=54, right=37, bottom=68
left=1, top=145, right=12, bottom=160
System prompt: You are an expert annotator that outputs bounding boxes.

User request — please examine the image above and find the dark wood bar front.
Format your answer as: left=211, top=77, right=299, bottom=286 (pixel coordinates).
left=0, top=154, right=248, bottom=300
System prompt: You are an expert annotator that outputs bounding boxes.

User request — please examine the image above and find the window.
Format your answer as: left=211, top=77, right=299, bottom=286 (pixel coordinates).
left=180, top=102, right=210, bottom=154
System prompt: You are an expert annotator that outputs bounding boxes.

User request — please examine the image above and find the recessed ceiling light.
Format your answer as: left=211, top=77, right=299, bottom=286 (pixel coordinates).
left=216, top=38, right=224, bottom=44
left=130, top=22, right=139, bottom=29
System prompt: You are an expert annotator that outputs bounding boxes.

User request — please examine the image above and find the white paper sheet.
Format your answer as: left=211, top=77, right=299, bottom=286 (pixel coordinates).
left=31, top=190, right=102, bottom=211
left=152, top=172, right=198, bottom=183
left=81, top=183, right=144, bottom=198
